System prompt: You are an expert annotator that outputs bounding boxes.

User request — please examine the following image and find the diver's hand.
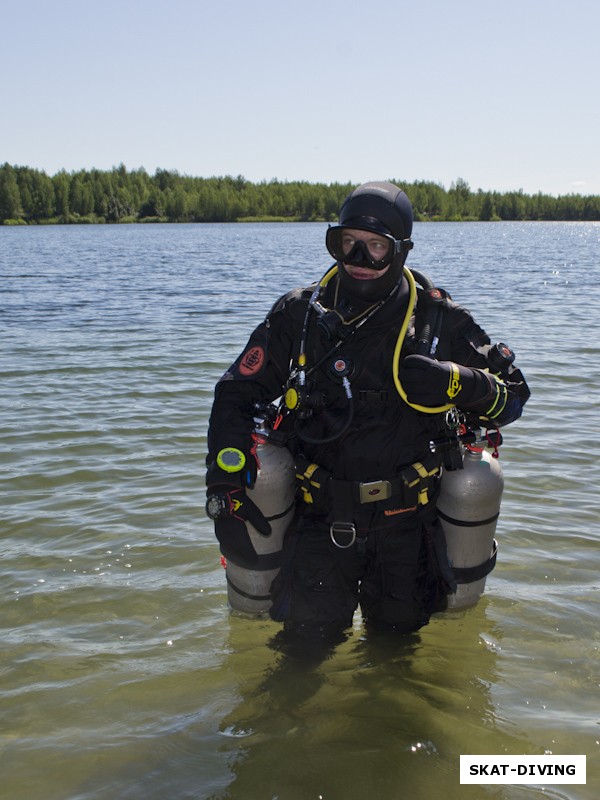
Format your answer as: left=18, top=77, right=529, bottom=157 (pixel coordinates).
left=206, top=486, right=271, bottom=536
left=400, top=355, right=486, bottom=407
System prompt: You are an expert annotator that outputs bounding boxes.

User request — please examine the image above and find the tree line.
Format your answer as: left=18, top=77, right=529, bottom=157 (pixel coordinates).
left=1, top=163, right=599, bottom=225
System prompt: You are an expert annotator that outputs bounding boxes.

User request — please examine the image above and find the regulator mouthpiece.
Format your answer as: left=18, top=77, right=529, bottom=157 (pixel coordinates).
left=314, top=299, right=357, bottom=340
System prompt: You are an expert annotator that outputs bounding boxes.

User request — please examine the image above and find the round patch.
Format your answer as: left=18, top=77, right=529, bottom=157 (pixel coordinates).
left=238, top=346, right=265, bottom=376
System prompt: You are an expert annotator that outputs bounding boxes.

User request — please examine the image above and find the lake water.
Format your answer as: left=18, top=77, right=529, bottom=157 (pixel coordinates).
left=1, top=221, right=598, bottom=800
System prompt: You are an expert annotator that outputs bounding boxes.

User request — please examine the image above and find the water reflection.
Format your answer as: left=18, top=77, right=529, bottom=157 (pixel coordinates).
left=211, top=606, right=536, bottom=800
left=3, top=222, right=597, bottom=800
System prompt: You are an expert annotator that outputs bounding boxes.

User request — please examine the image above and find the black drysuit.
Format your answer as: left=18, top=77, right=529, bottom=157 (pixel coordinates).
left=207, top=271, right=529, bottom=637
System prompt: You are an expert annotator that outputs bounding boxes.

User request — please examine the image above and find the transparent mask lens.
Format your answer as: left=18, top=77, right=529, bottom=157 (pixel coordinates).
left=326, top=226, right=395, bottom=269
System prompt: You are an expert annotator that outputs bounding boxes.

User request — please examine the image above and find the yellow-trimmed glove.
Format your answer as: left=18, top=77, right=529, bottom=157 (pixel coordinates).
left=400, top=354, right=494, bottom=408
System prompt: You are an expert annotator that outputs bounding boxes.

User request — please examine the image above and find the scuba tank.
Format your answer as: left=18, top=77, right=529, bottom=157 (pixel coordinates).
left=437, top=443, right=504, bottom=609
left=224, top=411, right=296, bottom=615
left=405, top=268, right=508, bottom=610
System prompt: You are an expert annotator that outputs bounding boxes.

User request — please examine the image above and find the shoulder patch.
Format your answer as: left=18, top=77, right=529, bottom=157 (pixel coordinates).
left=238, top=345, right=265, bottom=376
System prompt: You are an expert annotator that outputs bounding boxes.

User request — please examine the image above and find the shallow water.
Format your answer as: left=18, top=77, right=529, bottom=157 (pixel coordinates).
left=1, top=221, right=598, bottom=799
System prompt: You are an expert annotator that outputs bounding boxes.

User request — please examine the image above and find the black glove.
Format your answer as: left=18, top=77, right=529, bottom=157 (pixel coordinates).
left=206, top=485, right=272, bottom=567
left=206, top=485, right=272, bottom=536
left=400, top=354, right=492, bottom=408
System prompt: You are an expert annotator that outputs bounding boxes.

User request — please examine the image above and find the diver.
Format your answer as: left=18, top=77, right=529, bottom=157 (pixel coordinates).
left=205, top=181, right=530, bottom=641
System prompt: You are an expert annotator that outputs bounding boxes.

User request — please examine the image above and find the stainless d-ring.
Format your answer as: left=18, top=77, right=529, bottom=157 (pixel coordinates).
left=330, top=522, right=356, bottom=549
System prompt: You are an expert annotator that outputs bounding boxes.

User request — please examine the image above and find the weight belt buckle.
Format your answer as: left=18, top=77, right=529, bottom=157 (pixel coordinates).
left=359, top=479, right=392, bottom=504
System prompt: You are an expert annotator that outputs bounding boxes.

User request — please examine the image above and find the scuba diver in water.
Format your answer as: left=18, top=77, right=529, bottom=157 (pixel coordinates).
left=205, top=182, right=530, bottom=641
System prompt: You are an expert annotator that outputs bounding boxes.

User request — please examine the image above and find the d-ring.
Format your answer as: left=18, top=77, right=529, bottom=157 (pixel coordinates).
left=330, top=522, right=356, bottom=548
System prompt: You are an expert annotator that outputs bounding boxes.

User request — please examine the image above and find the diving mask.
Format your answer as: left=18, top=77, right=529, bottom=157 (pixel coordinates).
left=326, top=225, right=409, bottom=270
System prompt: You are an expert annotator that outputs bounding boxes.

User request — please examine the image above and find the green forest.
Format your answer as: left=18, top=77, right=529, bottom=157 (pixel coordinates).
left=1, top=162, right=599, bottom=225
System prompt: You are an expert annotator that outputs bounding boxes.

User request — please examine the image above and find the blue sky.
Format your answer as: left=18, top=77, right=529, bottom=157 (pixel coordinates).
left=3, top=0, right=599, bottom=196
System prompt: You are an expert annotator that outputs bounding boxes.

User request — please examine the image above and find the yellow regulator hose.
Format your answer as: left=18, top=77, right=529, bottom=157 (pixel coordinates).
left=320, top=264, right=339, bottom=288
left=315, top=264, right=453, bottom=415
left=393, top=267, right=454, bottom=414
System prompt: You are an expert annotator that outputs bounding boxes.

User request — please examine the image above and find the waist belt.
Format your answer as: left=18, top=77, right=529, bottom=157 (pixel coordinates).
left=328, top=460, right=441, bottom=547
left=331, top=459, right=441, bottom=508
left=296, top=453, right=442, bottom=548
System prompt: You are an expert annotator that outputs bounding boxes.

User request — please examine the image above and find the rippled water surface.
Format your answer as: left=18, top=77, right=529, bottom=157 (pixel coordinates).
left=1, top=222, right=599, bottom=800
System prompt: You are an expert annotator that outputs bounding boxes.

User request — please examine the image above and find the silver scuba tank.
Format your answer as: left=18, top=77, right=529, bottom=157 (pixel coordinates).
left=437, top=445, right=504, bottom=609
left=224, top=416, right=296, bottom=615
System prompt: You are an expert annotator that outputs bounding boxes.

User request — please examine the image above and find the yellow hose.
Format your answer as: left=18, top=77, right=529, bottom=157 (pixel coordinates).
left=393, top=268, right=454, bottom=414
left=317, top=264, right=453, bottom=414
left=319, top=264, right=339, bottom=287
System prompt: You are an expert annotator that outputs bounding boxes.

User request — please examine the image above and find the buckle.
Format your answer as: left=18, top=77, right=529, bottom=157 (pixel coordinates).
left=330, top=522, right=356, bottom=548
left=359, top=479, right=392, bottom=504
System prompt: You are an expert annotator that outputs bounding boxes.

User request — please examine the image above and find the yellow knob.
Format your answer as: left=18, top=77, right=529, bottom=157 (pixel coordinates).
left=285, top=387, right=300, bottom=410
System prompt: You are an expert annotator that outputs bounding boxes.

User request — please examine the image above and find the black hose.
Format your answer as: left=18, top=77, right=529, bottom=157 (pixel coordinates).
left=409, top=268, right=434, bottom=290
left=294, top=399, right=354, bottom=445
left=408, top=268, right=443, bottom=357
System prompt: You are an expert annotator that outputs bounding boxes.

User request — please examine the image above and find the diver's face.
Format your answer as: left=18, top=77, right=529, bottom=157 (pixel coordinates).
left=341, top=229, right=391, bottom=280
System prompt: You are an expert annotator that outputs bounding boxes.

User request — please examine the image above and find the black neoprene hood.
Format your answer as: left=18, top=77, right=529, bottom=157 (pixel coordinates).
left=339, top=181, right=413, bottom=241
left=335, top=181, right=414, bottom=302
